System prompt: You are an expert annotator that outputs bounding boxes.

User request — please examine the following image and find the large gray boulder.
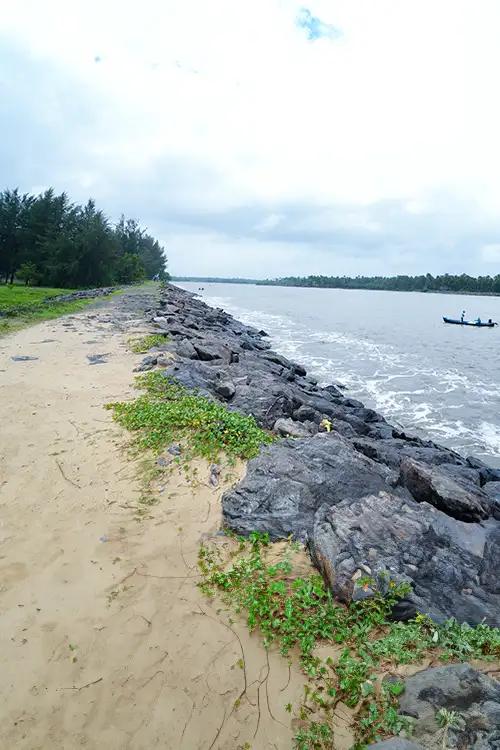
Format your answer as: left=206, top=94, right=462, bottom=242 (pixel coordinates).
left=397, top=664, right=500, bottom=749
left=310, top=491, right=500, bottom=625
left=399, top=458, right=493, bottom=522
left=222, top=434, right=398, bottom=540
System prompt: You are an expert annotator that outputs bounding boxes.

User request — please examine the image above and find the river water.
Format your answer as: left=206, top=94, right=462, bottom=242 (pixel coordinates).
left=176, top=282, right=500, bottom=467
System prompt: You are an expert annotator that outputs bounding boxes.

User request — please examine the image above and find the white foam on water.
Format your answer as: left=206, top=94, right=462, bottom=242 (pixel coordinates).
left=201, top=292, right=500, bottom=465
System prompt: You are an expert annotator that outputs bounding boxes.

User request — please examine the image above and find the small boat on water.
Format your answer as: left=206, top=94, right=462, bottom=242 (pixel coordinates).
left=443, top=316, right=498, bottom=328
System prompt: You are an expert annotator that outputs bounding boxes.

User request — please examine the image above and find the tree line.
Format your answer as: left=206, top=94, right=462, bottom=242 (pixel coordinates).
left=257, top=273, right=500, bottom=294
left=0, top=188, right=168, bottom=287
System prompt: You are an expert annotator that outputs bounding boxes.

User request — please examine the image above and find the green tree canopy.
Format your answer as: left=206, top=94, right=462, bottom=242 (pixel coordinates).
left=0, top=187, right=169, bottom=287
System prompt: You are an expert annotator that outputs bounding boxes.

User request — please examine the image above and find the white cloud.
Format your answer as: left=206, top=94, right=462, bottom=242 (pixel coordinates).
left=481, top=244, right=500, bottom=263
left=255, top=213, right=284, bottom=232
left=1, top=0, right=500, bottom=275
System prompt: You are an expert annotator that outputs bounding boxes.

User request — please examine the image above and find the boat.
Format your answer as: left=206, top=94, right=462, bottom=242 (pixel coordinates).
left=443, top=316, right=498, bottom=327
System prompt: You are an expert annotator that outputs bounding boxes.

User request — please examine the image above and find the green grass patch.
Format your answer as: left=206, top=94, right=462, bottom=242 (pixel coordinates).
left=199, top=533, right=500, bottom=748
left=128, top=333, right=169, bottom=353
left=0, top=284, right=114, bottom=336
left=107, top=370, right=275, bottom=461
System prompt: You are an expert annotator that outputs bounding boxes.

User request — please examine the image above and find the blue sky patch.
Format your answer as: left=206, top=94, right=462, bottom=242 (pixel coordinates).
left=296, top=8, right=342, bottom=41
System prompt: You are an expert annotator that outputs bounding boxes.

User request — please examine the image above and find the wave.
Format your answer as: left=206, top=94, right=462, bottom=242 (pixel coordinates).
left=203, top=292, right=500, bottom=465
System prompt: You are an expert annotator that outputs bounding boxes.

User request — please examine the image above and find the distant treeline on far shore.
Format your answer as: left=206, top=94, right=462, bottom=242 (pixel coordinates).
left=1, top=187, right=168, bottom=287
left=173, top=273, right=500, bottom=295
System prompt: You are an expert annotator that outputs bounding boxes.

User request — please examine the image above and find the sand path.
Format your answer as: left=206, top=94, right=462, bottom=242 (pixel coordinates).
left=0, top=289, right=302, bottom=750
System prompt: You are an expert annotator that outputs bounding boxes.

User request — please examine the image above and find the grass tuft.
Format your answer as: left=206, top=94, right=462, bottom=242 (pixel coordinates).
left=107, top=370, right=274, bottom=461
left=128, top=333, right=168, bottom=353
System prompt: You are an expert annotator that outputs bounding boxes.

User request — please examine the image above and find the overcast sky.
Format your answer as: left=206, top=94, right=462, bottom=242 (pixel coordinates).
left=1, top=0, right=500, bottom=278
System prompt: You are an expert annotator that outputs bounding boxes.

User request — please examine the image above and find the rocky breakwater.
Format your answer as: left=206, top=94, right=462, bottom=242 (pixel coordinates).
left=151, top=284, right=500, bottom=628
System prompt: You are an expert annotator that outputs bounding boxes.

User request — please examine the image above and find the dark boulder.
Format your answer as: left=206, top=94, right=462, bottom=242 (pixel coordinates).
left=133, top=354, right=157, bottom=372
left=215, top=380, right=236, bottom=400
left=222, top=434, right=397, bottom=541
left=292, top=405, right=320, bottom=423
left=193, top=339, right=231, bottom=362
left=176, top=338, right=198, bottom=359
left=466, top=456, right=500, bottom=485
left=309, top=492, right=500, bottom=625
left=399, top=458, right=493, bottom=522
left=483, top=482, right=500, bottom=503
left=352, top=437, right=467, bottom=471
left=396, top=664, right=500, bottom=749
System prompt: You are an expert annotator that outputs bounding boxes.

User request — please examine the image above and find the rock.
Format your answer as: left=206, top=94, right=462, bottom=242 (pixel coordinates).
left=293, top=405, right=319, bottom=423
left=215, top=380, right=236, bottom=400
left=222, top=434, right=398, bottom=541
left=176, top=338, right=198, bottom=359
left=87, top=353, right=109, bottom=365
left=310, top=492, right=500, bottom=624
left=134, top=355, right=157, bottom=372
left=167, top=443, right=182, bottom=456
left=352, top=438, right=466, bottom=470
left=399, top=458, right=493, bottom=522
left=396, top=664, right=500, bottom=749
left=156, top=353, right=173, bottom=367
left=483, top=482, right=500, bottom=503
left=273, top=418, right=311, bottom=438
left=466, top=456, right=500, bottom=484
left=48, top=287, right=115, bottom=303
left=368, top=740, right=423, bottom=749
left=209, top=464, right=221, bottom=487
left=193, top=339, right=231, bottom=362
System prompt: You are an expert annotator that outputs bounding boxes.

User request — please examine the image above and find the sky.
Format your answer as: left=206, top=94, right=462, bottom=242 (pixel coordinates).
left=1, top=0, right=500, bottom=278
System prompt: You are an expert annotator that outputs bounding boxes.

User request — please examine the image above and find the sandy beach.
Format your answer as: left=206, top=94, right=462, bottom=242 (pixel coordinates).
left=0, top=289, right=303, bottom=750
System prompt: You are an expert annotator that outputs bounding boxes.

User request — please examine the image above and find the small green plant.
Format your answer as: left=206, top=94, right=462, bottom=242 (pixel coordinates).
left=108, top=371, right=274, bottom=461
left=294, top=721, right=333, bottom=750
left=128, top=333, right=168, bottom=353
left=436, top=707, right=464, bottom=748
left=198, top=535, right=500, bottom=749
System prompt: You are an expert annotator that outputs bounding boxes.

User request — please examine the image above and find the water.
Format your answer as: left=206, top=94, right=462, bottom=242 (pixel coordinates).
left=176, top=282, right=500, bottom=467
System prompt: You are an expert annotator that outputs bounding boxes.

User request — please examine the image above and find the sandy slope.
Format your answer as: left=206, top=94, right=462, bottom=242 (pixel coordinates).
left=0, top=290, right=303, bottom=750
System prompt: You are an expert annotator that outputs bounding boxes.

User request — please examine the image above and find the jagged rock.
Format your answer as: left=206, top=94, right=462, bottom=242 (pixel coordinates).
left=293, top=405, right=319, bottom=423
left=466, top=456, right=500, bottom=484
left=176, top=338, right=198, bottom=359
left=483, top=482, right=500, bottom=503
left=310, top=491, right=500, bottom=624
left=222, top=434, right=398, bottom=540
left=215, top=380, right=236, bottom=400
left=193, top=339, right=231, bottom=362
left=134, top=354, right=157, bottom=372
left=352, top=437, right=466, bottom=470
left=273, top=418, right=311, bottom=438
left=396, top=664, right=500, bottom=749
left=155, top=353, right=173, bottom=367
left=399, top=458, right=493, bottom=522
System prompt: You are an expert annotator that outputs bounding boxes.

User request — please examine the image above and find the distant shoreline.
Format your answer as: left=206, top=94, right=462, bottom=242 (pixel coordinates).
left=172, top=277, right=500, bottom=299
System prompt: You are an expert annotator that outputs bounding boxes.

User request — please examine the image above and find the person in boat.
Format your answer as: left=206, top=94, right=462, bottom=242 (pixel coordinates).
left=476, top=317, right=482, bottom=325
left=461, top=310, right=465, bottom=322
